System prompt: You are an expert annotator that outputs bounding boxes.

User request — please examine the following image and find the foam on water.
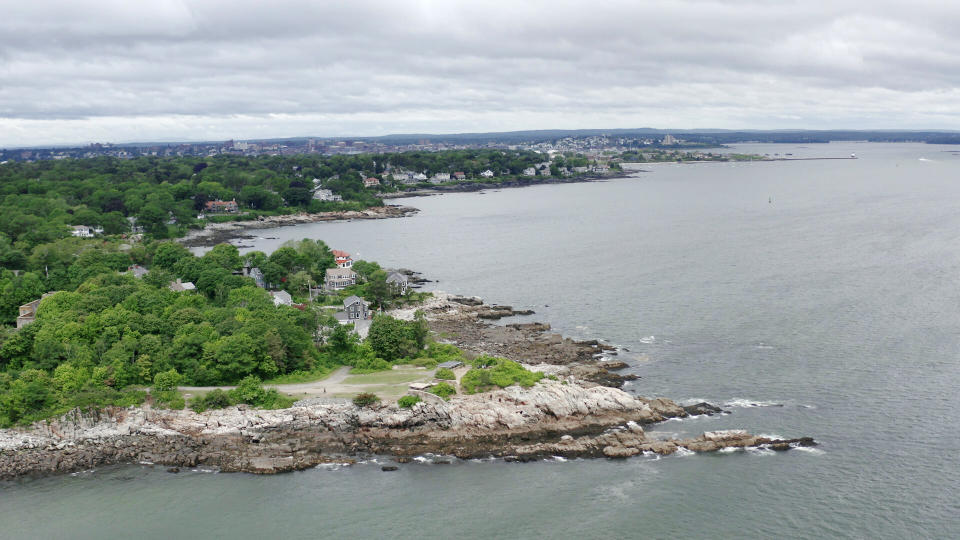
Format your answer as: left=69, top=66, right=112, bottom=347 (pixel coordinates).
left=673, top=447, right=696, bottom=458
left=724, top=398, right=782, bottom=408
left=792, top=446, right=826, bottom=455
left=638, top=335, right=656, bottom=344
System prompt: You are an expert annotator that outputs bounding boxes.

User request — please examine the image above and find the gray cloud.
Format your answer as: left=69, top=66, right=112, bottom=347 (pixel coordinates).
left=2, top=0, right=960, bottom=145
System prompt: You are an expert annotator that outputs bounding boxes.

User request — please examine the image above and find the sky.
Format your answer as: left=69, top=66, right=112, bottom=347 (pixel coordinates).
left=1, top=0, right=959, bottom=146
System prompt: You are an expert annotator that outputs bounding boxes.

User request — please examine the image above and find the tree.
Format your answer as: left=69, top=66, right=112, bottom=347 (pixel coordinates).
left=364, top=270, right=392, bottom=309
left=366, top=315, right=423, bottom=362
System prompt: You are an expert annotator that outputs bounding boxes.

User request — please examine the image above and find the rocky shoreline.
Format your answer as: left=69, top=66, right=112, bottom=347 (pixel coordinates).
left=0, top=293, right=815, bottom=480
left=178, top=205, right=419, bottom=247
left=380, top=173, right=632, bottom=199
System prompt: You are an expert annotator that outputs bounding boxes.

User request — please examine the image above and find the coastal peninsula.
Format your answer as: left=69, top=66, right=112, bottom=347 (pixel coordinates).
left=0, top=293, right=814, bottom=479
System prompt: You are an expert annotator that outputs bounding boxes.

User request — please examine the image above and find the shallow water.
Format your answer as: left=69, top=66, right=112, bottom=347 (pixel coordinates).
left=4, top=142, right=960, bottom=538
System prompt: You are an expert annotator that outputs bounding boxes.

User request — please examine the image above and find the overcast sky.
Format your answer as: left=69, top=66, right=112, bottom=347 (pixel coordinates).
left=2, top=0, right=959, bottom=146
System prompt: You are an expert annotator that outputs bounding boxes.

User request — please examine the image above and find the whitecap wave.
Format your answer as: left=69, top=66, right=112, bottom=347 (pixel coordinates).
left=638, top=336, right=656, bottom=344
left=718, top=446, right=741, bottom=453
left=673, top=447, right=695, bottom=457
left=551, top=456, right=568, bottom=462
left=757, top=433, right=786, bottom=440
left=315, top=463, right=347, bottom=471
left=792, top=446, right=825, bottom=455
left=723, top=398, right=782, bottom=408
left=746, top=446, right=776, bottom=456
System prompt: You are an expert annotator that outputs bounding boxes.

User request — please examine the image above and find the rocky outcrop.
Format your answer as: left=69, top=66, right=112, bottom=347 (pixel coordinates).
left=682, top=402, right=728, bottom=416
left=0, top=380, right=814, bottom=479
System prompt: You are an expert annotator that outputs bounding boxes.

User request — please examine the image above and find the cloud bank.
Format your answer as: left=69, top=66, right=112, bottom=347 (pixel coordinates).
left=2, top=0, right=959, bottom=145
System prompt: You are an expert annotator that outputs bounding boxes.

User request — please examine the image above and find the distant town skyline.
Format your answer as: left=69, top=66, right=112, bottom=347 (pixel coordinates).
left=3, top=1, right=960, bottom=147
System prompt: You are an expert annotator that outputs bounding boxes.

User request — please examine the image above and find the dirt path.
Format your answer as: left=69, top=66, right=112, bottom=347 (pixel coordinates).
left=179, top=366, right=435, bottom=401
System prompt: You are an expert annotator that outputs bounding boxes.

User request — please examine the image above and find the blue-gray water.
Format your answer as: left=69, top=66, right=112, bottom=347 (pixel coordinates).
left=4, top=143, right=959, bottom=538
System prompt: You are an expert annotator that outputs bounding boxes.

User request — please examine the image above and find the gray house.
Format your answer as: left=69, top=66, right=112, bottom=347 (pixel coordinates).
left=246, top=266, right=266, bottom=288
left=343, top=295, right=369, bottom=320
left=386, top=271, right=409, bottom=295
left=270, top=290, right=293, bottom=306
left=325, top=267, right=357, bottom=291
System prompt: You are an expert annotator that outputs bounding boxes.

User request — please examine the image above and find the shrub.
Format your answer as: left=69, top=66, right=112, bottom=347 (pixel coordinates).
left=153, top=389, right=185, bottom=410
left=424, top=342, right=464, bottom=363
left=397, top=395, right=421, bottom=408
left=190, top=389, right=232, bottom=412
left=470, top=355, right=499, bottom=368
left=353, top=392, right=380, bottom=407
left=188, top=377, right=294, bottom=412
left=434, top=367, right=456, bottom=380
left=153, top=369, right=183, bottom=392
left=461, top=358, right=544, bottom=394
left=427, top=382, right=456, bottom=400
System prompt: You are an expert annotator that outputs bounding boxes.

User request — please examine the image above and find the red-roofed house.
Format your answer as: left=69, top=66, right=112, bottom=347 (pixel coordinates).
left=332, top=249, right=353, bottom=268
left=363, top=177, right=380, bottom=188
left=453, top=172, right=466, bottom=180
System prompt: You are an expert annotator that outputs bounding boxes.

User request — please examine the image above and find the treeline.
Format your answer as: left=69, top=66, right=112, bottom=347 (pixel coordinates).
left=0, top=154, right=385, bottom=256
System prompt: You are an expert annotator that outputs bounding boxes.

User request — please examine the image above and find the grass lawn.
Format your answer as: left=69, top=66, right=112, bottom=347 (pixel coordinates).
left=342, top=368, right=432, bottom=386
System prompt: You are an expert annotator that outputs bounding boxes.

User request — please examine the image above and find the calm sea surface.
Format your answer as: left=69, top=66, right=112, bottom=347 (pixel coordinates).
left=3, top=143, right=959, bottom=539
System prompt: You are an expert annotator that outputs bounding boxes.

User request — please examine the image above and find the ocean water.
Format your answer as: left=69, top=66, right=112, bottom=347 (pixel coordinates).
left=3, top=142, right=960, bottom=538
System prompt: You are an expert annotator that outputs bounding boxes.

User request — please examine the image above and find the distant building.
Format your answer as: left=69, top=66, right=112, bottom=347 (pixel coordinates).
left=480, top=169, right=495, bottom=178
left=413, top=172, right=428, bottom=182
left=363, top=177, right=380, bottom=188
left=312, top=188, right=342, bottom=202
left=241, top=265, right=266, bottom=288
left=126, top=265, right=149, bottom=278
left=169, top=279, right=196, bottom=292
left=661, top=134, right=677, bottom=145
left=204, top=199, right=239, bottom=213
left=270, top=290, right=293, bottom=306
left=386, top=271, right=409, bottom=295
left=325, top=267, right=357, bottom=291
left=431, top=172, right=450, bottom=183
left=452, top=172, right=466, bottom=181
left=522, top=167, right=536, bottom=176
left=16, top=294, right=54, bottom=329
left=71, top=225, right=101, bottom=238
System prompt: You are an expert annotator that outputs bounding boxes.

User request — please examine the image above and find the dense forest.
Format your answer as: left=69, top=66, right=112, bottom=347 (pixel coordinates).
left=0, top=234, right=448, bottom=426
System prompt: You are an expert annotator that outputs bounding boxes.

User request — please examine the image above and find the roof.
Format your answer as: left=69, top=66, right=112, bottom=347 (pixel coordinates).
left=343, top=295, right=364, bottom=307
left=326, top=267, right=356, bottom=278
left=386, top=272, right=407, bottom=283
left=331, top=249, right=351, bottom=258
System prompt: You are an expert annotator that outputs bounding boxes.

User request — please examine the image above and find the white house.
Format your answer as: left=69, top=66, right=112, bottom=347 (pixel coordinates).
left=522, top=167, right=537, bottom=176
left=480, top=169, right=495, bottom=178
left=332, top=250, right=353, bottom=268
left=413, top=172, right=428, bottom=182
left=71, top=225, right=101, bottom=238
left=312, top=188, right=342, bottom=202
left=431, top=172, right=450, bottom=183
